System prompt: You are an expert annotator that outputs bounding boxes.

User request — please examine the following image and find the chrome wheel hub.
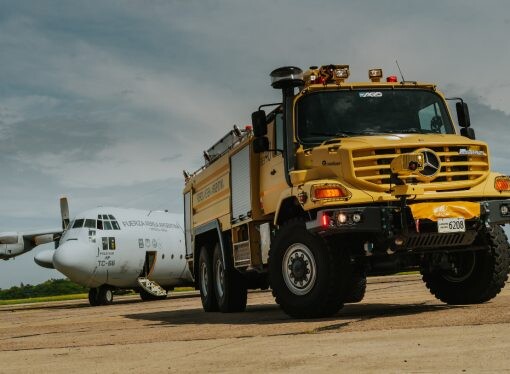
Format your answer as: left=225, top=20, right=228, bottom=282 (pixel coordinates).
left=282, top=243, right=317, bottom=295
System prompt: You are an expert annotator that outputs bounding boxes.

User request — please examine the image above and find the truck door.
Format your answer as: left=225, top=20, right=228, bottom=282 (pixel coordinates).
left=259, top=112, right=287, bottom=215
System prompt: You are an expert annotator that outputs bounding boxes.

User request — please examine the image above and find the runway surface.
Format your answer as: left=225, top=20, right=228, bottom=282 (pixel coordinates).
left=1, top=274, right=510, bottom=373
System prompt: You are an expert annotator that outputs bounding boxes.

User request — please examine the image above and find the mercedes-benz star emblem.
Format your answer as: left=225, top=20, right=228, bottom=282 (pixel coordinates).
left=418, top=149, right=441, bottom=180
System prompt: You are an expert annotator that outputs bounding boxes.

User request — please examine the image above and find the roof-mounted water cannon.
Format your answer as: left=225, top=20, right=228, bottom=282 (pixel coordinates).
left=303, top=64, right=351, bottom=86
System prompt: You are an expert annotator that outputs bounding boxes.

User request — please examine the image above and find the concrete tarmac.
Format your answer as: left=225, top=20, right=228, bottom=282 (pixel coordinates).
left=1, top=275, right=510, bottom=373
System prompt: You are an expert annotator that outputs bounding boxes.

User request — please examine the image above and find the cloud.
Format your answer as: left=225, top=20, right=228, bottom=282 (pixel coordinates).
left=459, top=93, right=510, bottom=174
left=2, top=0, right=510, bottom=289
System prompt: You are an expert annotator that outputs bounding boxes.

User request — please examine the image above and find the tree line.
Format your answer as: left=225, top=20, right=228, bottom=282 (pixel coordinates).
left=0, top=279, right=88, bottom=300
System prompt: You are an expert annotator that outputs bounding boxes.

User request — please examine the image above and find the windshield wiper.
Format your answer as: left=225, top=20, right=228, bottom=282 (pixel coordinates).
left=310, top=130, right=379, bottom=137
left=385, top=128, right=433, bottom=134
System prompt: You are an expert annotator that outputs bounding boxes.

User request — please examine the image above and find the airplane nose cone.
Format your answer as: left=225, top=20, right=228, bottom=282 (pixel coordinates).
left=53, top=240, right=96, bottom=286
left=34, top=247, right=56, bottom=269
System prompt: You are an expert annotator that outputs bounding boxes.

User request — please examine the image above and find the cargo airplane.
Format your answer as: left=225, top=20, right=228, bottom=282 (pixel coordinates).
left=1, top=198, right=193, bottom=306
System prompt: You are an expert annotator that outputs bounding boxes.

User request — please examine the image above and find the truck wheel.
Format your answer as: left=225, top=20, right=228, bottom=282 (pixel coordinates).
left=88, top=288, right=101, bottom=306
left=343, top=271, right=367, bottom=304
left=269, top=219, right=350, bottom=318
left=213, top=244, right=247, bottom=312
left=199, top=246, right=218, bottom=312
left=421, top=224, right=510, bottom=304
left=97, top=285, right=114, bottom=305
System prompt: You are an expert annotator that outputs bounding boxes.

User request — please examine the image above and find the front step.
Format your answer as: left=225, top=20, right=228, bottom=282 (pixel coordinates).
left=137, top=277, right=167, bottom=297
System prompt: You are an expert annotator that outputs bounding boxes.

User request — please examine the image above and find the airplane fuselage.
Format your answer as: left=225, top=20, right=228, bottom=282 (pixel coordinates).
left=51, top=207, right=192, bottom=289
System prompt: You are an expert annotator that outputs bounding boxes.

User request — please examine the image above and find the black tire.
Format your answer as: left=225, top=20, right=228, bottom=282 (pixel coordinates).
left=140, top=289, right=167, bottom=301
left=268, top=219, right=351, bottom=318
left=421, top=224, right=510, bottom=304
left=343, top=271, right=367, bottom=304
left=213, top=244, right=247, bottom=313
left=96, top=285, right=114, bottom=305
left=198, top=246, right=218, bottom=312
left=88, top=288, right=101, bottom=306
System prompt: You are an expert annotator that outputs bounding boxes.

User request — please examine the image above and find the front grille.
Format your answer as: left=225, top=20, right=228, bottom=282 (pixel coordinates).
left=351, top=145, right=489, bottom=192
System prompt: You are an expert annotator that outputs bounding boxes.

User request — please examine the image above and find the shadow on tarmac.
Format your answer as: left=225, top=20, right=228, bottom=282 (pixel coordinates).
left=123, top=301, right=462, bottom=327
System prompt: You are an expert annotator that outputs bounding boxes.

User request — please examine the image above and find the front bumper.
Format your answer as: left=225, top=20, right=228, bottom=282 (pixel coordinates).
left=306, top=199, right=510, bottom=251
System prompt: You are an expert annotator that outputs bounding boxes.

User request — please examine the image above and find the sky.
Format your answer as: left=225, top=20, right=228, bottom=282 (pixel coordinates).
left=1, top=0, right=510, bottom=289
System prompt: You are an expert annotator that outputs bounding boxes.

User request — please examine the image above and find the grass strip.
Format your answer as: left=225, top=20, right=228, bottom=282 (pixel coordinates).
left=0, top=287, right=196, bottom=305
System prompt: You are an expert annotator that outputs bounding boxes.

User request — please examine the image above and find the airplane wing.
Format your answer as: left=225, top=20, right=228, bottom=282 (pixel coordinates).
left=0, top=228, right=62, bottom=260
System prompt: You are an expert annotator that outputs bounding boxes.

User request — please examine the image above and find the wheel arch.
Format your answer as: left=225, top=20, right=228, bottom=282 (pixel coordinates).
left=274, top=196, right=306, bottom=226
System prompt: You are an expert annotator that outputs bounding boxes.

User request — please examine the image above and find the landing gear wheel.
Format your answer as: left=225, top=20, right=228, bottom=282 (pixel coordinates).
left=140, top=289, right=167, bottom=301
left=343, top=270, right=367, bottom=304
left=213, top=244, right=247, bottom=312
left=88, top=288, right=101, bottom=306
left=269, top=219, right=351, bottom=318
left=421, top=224, right=510, bottom=304
left=97, top=285, right=114, bottom=305
left=198, top=246, right=218, bottom=312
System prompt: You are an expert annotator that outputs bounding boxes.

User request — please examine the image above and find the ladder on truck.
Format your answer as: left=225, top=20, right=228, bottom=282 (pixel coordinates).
left=203, top=125, right=249, bottom=164
left=184, top=125, right=251, bottom=181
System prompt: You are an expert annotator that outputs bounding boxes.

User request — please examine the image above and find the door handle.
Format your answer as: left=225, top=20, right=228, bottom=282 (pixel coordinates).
left=270, top=169, right=277, bottom=175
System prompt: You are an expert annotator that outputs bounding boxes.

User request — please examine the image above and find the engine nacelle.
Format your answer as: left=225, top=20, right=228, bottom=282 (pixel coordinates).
left=0, top=233, right=25, bottom=259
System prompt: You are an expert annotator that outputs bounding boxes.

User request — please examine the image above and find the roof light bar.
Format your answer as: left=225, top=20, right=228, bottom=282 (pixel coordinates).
left=368, top=68, right=383, bottom=82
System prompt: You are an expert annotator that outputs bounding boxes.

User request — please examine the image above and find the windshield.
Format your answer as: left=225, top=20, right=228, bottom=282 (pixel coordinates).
left=296, top=89, right=454, bottom=145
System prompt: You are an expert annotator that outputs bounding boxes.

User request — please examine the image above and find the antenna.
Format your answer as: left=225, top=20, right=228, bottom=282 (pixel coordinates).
left=395, top=60, right=405, bottom=82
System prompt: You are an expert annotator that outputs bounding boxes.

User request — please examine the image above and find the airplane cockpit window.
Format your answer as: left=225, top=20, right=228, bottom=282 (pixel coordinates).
left=84, top=219, right=96, bottom=229
left=72, top=219, right=84, bottom=228
left=96, top=214, right=121, bottom=230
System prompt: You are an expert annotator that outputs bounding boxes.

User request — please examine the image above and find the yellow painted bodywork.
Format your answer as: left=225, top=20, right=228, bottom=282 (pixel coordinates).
left=409, top=201, right=481, bottom=221
left=184, top=78, right=509, bottom=239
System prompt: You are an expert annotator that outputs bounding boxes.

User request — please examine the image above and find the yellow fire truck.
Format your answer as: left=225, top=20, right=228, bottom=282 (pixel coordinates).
left=183, top=64, right=510, bottom=318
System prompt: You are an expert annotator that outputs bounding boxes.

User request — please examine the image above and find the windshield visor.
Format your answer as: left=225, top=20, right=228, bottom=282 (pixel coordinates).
left=296, top=89, right=454, bottom=145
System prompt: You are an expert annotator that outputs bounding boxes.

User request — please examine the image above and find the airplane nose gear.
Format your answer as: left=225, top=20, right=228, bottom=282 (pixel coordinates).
left=89, top=285, right=114, bottom=306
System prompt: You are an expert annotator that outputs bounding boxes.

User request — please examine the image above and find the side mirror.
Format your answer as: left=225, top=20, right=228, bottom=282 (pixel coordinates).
left=251, top=110, right=267, bottom=137
left=253, top=137, right=269, bottom=154
left=456, top=102, right=471, bottom=128
left=460, top=127, right=476, bottom=140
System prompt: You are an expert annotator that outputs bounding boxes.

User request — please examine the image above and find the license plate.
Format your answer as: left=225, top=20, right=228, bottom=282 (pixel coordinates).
left=437, top=217, right=466, bottom=233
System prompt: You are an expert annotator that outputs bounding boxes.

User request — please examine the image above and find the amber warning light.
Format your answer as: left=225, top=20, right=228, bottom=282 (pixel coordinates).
left=495, top=176, right=510, bottom=191
left=312, top=185, right=351, bottom=201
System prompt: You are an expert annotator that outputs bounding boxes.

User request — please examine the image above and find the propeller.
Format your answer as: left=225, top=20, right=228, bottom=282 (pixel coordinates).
left=60, top=196, right=70, bottom=230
